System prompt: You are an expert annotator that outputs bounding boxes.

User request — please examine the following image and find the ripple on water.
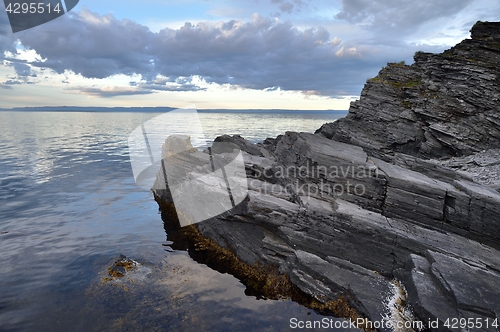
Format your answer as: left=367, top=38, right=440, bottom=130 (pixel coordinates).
left=0, top=111, right=347, bottom=331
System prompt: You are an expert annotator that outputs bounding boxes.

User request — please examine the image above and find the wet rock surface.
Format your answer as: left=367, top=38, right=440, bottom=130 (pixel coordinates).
left=110, top=255, right=136, bottom=274
left=153, top=21, right=500, bottom=332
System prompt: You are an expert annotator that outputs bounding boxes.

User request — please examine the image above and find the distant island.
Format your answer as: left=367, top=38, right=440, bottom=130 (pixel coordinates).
left=0, top=106, right=348, bottom=114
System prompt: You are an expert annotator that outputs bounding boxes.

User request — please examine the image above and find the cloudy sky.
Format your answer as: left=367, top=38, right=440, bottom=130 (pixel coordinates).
left=1, top=0, right=499, bottom=109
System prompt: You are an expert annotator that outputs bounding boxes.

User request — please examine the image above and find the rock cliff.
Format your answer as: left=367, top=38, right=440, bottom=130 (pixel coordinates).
left=153, top=21, right=500, bottom=332
left=317, top=21, right=500, bottom=161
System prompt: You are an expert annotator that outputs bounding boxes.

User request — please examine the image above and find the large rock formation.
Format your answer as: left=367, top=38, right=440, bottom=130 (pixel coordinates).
left=153, top=21, right=500, bottom=332
left=317, top=21, right=500, bottom=161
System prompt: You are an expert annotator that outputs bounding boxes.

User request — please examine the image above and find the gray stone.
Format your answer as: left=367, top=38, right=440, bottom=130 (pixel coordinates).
left=154, top=129, right=500, bottom=329
left=395, top=250, right=500, bottom=332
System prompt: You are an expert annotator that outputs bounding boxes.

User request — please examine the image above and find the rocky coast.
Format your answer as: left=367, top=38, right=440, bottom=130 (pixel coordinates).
left=153, top=21, right=500, bottom=331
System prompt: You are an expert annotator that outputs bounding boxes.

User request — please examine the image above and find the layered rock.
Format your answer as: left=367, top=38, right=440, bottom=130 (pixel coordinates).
left=153, top=132, right=500, bottom=331
left=153, top=21, right=500, bottom=332
left=316, top=21, right=500, bottom=160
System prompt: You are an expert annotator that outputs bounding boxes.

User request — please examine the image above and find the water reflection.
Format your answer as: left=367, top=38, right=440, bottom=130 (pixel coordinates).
left=0, top=110, right=348, bottom=331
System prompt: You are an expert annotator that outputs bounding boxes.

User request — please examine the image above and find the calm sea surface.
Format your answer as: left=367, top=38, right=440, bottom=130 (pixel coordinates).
left=0, top=110, right=346, bottom=332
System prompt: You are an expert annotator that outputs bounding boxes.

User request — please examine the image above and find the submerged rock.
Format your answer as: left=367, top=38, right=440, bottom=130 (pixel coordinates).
left=153, top=21, right=500, bottom=332
left=104, top=255, right=140, bottom=280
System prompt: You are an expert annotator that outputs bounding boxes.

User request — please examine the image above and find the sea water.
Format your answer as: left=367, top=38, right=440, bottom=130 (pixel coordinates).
left=0, top=110, right=356, bottom=331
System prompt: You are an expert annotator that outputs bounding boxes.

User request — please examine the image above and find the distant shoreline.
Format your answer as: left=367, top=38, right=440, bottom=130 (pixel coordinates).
left=0, top=106, right=348, bottom=114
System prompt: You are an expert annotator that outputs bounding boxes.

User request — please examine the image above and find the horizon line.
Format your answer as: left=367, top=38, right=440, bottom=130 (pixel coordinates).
left=0, top=106, right=349, bottom=113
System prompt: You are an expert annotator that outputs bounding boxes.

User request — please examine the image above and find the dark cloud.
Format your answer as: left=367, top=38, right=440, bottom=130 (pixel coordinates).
left=133, top=76, right=207, bottom=92
left=270, top=0, right=308, bottom=14
left=335, top=0, right=473, bottom=38
left=0, top=84, right=13, bottom=89
left=3, top=79, right=23, bottom=85
left=3, top=3, right=476, bottom=98
left=66, top=76, right=206, bottom=97
left=138, top=83, right=206, bottom=92
left=271, top=0, right=296, bottom=13
left=10, top=61, right=32, bottom=77
left=67, top=86, right=155, bottom=97
left=9, top=7, right=386, bottom=96
left=16, top=10, right=155, bottom=79
left=0, top=10, right=17, bottom=59
left=1, top=59, right=37, bottom=86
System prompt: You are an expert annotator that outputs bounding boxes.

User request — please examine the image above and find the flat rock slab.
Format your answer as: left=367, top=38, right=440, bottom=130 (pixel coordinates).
left=396, top=251, right=500, bottom=332
left=291, top=250, right=396, bottom=332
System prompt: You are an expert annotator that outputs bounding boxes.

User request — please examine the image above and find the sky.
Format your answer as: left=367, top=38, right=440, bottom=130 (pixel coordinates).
left=0, top=0, right=499, bottom=110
